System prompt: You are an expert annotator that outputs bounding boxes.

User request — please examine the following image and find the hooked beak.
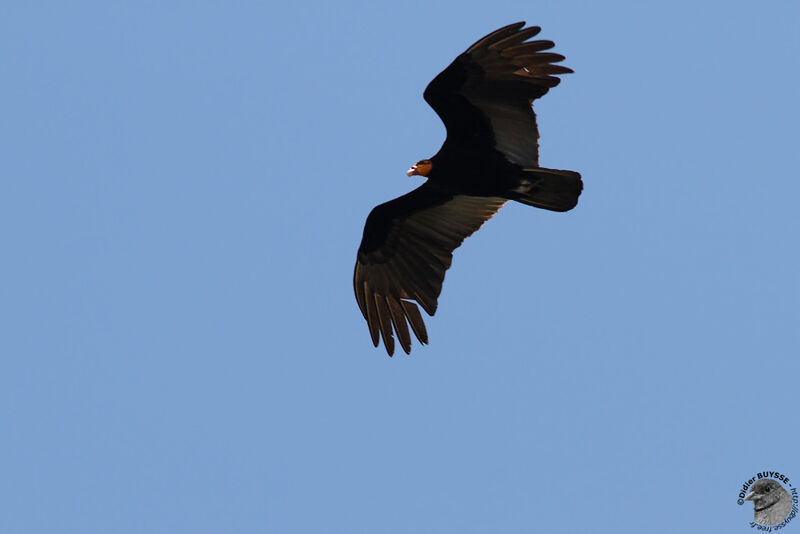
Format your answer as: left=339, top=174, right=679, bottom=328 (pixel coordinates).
left=406, top=160, right=431, bottom=177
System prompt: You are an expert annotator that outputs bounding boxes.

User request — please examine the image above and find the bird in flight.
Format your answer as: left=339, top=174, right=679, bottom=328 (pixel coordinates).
left=354, top=22, right=582, bottom=356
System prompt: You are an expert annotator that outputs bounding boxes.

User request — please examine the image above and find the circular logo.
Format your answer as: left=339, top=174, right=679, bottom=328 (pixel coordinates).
left=737, top=471, right=798, bottom=529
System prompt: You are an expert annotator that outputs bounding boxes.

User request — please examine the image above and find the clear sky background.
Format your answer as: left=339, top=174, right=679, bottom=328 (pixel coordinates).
left=2, top=1, right=799, bottom=532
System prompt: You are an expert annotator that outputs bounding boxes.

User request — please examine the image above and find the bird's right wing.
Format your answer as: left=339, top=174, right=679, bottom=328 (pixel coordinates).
left=354, top=183, right=506, bottom=355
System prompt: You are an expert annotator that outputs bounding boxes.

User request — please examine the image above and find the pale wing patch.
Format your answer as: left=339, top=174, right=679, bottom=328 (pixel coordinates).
left=355, top=195, right=506, bottom=355
left=470, top=97, right=540, bottom=166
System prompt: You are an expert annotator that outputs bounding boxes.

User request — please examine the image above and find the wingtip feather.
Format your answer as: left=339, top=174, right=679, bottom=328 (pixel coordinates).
left=465, top=22, right=527, bottom=53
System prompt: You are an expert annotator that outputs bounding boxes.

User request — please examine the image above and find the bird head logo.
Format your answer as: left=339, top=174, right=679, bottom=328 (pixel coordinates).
left=744, top=478, right=796, bottom=526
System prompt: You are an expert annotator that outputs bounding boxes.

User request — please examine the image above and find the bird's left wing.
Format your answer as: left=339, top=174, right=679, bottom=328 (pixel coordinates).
left=355, top=183, right=505, bottom=356
left=424, top=22, right=573, bottom=167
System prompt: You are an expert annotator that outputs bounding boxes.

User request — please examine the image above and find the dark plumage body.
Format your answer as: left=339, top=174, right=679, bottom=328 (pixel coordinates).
left=355, top=22, right=582, bottom=355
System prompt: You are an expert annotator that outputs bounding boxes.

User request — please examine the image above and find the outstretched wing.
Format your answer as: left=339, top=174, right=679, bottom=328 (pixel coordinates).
left=354, top=183, right=506, bottom=356
left=424, top=22, right=573, bottom=167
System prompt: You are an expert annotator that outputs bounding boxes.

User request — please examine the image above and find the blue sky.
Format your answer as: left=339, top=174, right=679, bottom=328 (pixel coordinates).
left=2, top=1, right=799, bottom=532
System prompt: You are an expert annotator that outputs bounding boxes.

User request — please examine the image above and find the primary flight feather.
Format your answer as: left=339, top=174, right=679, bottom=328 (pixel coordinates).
left=354, top=22, right=582, bottom=356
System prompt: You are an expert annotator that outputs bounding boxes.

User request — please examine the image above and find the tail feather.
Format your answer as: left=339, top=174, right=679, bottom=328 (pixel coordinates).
left=514, top=167, right=583, bottom=212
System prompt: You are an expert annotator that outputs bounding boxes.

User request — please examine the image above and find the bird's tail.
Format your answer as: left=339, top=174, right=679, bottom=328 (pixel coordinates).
left=513, top=167, right=583, bottom=212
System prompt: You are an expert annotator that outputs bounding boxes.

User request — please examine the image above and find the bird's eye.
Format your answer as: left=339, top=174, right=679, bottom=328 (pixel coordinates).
left=765, top=486, right=772, bottom=493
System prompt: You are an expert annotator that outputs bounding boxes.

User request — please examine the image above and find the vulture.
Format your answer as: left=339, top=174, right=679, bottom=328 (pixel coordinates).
left=354, top=22, right=582, bottom=356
